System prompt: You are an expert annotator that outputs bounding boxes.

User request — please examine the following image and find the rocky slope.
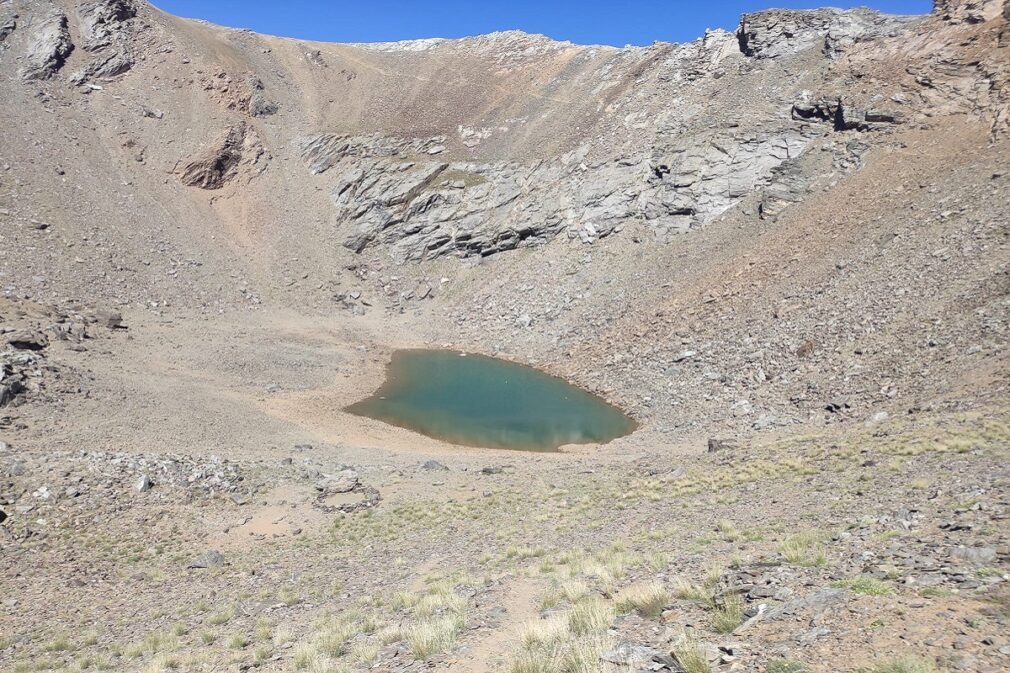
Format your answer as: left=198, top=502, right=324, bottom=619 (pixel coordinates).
left=0, top=1, right=1009, bottom=672
left=0, top=1, right=1006, bottom=428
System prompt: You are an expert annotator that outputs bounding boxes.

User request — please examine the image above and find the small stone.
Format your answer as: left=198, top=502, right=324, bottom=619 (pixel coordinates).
left=825, top=398, right=850, bottom=413
left=864, top=411, right=889, bottom=426
left=94, top=310, right=125, bottom=329
left=189, top=550, right=225, bottom=568
left=136, top=475, right=152, bottom=492
left=708, top=438, right=739, bottom=452
left=420, top=460, right=449, bottom=472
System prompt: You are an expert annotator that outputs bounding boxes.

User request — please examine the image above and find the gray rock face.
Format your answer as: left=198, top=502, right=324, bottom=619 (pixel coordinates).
left=73, top=0, right=138, bottom=83
left=78, top=0, right=137, bottom=50
left=303, top=128, right=816, bottom=262
left=0, top=16, right=15, bottom=46
left=20, top=11, right=73, bottom=80
left=933, top=0, right=1003, bottom=23
left=296, top=9, right=921, bottom=263
left=737, top=9, right=918, bottom=60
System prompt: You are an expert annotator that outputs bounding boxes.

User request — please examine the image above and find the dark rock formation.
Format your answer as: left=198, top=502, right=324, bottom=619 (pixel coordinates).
left=246, top=76, right=278, bottom=117
left=180, top=125, right=268, bottom=190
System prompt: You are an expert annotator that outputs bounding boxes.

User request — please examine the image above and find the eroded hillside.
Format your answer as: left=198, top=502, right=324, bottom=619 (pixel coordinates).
left=0, top=1, right=1009, bottom=672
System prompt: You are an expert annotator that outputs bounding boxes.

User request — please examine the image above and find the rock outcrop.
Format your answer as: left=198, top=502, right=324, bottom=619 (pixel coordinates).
left=736, top=8, right=916, bottom=59
left=179, top=124, right=269, bottom=190
left=301, top=9, right=923, bottom=263
left=0, top=15, right=15, bottom=46
left=72, top=0, right=138, bottom=83
left=933, top=0, right=1004, bottom=23
left=19, top=10, right=73, bottom=80
left=304, top=128, right=827, bottom=261
left=78, top=0, right=137, bottom=50
left=246, top=76, right=278, bottom=117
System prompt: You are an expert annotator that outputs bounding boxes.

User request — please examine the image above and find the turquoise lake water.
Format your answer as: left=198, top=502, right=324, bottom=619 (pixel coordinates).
left=345, top=349, right=636, bottom=452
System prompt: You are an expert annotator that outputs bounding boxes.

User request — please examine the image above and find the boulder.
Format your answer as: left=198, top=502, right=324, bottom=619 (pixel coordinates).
left=6, top=330, right=49, bottom=351
left=825, top=398, right=851, bottom=413
left=601, top=643, right=676, bottom=669
left=95, top=310, right=125, bottom=329
left=315, top=469, right=359, bottom=493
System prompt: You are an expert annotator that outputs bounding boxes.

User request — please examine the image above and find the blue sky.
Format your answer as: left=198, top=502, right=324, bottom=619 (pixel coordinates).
left=151, top=1, right=932, bottom=47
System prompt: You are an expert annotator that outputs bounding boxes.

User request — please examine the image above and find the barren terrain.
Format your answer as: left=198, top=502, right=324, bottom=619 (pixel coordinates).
left=1, top=1, right=1009, bottom=672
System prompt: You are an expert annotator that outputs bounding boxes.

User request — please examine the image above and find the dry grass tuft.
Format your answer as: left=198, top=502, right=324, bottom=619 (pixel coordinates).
left=779, top=530, right=828, bottom=566
left=671, top=634, right=710, bottom=673
left=712, top=593, right=744, bottom=633
left=406, top=613, right=467, bottom=659
left=858, top=658, right=935, bottom=673
left=567, top=598, right=615, bottom=636
left=617, top=582, right=669, bottom=618
left=671, top=578, right=714, bottom=606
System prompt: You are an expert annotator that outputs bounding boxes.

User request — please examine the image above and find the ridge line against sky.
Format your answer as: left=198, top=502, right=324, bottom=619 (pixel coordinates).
left=151, top=1, right=933, bottom=48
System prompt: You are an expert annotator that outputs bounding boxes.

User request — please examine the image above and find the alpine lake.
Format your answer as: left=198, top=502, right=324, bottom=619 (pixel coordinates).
left=346, top=349, right=637, bottom=452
